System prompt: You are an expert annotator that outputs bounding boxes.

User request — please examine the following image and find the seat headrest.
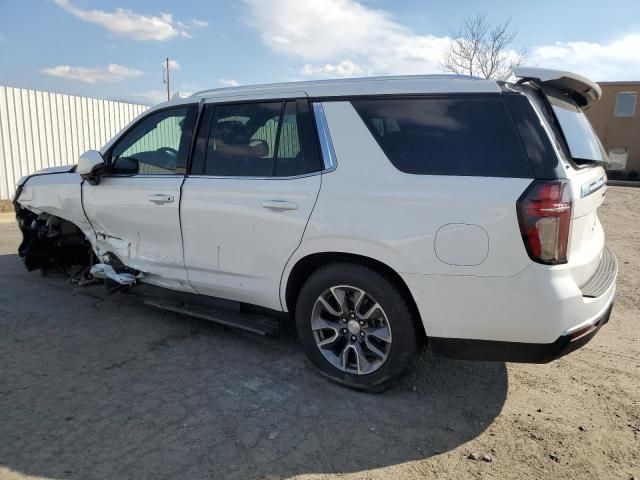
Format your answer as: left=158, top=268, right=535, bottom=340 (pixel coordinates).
left=217, top=121, right=250, bottom=145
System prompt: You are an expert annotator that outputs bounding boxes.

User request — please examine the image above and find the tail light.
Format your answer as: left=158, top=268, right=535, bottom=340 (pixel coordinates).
left=517, top=180, right=572, bottom=264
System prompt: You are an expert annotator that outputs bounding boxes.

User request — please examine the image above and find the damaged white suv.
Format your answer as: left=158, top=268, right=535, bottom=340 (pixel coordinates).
left=14, top=67, right=617, bottom=392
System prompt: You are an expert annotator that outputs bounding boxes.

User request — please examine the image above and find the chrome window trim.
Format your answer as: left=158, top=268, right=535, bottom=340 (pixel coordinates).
left=103, top=171, right=323, bottom=181
left=101, top=174, right=185, bottom=179
left=186, top=171, right=322, bottom=181
left=312, top=102, right=337, bottom=172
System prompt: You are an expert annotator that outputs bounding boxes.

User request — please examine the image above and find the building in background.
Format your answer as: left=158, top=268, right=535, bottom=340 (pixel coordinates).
left=585, top=82, right=639, bottom=179
left=0, top=85, right=148, bottom=200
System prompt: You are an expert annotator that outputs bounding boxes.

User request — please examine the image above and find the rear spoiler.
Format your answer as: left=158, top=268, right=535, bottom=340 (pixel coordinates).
left=512, top=67, right=602, bottom=109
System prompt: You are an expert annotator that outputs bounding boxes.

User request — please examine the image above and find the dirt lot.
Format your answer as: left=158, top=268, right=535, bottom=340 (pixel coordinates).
left=0, top=187, right=638, bottom=480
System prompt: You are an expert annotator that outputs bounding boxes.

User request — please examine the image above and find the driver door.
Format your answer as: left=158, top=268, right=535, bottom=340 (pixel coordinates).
left=82, top=104, right=198, bottom=292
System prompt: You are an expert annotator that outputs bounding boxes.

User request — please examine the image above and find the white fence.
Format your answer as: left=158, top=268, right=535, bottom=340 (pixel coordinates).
left=0, top=85, right=148, bottom=200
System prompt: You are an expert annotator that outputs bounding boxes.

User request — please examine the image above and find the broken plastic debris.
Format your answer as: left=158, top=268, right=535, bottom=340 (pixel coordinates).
left=90, top=263, right=141, bottom=285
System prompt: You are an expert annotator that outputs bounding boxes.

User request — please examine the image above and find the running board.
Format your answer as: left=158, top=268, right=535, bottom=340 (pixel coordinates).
left=144, top=298, right=280, bottom=336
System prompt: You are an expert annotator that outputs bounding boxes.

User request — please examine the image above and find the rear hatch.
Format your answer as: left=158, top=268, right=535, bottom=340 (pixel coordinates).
left=514, top=68, right=608, bottom=287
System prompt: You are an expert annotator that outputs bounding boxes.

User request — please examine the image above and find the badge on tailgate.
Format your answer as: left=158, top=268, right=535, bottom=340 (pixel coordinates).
left=581, top=173, right=607, bottom=198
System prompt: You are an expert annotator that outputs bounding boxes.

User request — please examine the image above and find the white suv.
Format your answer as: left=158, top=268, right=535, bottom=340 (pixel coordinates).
left=14, top=67, right=617, bottom=391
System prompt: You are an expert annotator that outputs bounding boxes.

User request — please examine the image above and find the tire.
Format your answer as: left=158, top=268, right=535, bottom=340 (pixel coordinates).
left=295, top=262, right=424, bottom=392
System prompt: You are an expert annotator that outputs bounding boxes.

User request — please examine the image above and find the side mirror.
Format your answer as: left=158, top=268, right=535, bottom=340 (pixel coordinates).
left=77, top=150, right=105, bottom=184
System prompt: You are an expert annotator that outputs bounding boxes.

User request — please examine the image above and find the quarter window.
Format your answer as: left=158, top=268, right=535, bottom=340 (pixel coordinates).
left=110, top=107, right=194, bottom=175
left=275, top=101, right=304, bottom=176
left=352, top=97, right=532, bottom=178
left=614, top=92, right=637, bottom=117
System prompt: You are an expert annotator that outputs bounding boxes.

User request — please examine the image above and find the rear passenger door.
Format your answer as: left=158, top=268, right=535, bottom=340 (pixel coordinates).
left=181, top=99, right=322, bottom=309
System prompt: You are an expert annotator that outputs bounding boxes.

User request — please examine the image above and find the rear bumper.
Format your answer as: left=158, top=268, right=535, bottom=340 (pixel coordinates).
left=430, top=300, right=613, bottom=363
left=404, top=246, right=617, bottom=362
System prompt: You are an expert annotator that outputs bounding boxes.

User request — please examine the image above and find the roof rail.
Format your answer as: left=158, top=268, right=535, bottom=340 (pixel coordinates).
left=191, top=74, right=483, bottom=98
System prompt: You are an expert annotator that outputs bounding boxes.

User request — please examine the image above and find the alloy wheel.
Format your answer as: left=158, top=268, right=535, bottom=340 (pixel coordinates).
left=311, top=285, right=392, bottom=375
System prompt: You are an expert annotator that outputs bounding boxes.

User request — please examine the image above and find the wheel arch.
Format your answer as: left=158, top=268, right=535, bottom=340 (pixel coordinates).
left=282, top=251, right=424, bottom=335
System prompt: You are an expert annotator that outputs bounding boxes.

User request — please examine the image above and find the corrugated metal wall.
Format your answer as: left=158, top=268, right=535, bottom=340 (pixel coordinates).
left=0, top=85, right=148, bottom=200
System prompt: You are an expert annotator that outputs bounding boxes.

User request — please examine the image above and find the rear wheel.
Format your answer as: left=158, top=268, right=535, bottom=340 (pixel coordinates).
left=295, top=263, right=424, bottom=392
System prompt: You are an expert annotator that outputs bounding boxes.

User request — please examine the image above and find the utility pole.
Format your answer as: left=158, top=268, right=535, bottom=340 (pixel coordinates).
left=162, top=58, right=170, bottom=101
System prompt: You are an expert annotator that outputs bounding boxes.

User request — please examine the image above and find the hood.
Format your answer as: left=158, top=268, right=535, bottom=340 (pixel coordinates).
left=16, top=164, right=77, bottom=187
left=32, top=165, right=77, bottom=175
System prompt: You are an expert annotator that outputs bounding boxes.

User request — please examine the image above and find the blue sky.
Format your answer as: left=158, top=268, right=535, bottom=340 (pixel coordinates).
left=1, top=0, right=639, bottom=105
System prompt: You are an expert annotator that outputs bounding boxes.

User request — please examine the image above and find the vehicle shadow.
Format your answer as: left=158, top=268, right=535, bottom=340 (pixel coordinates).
left=0, top=253, right=508, bottom=480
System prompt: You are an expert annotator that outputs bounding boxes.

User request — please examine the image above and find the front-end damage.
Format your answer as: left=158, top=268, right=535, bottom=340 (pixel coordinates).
left=14, top=165, right=144, bottom=292
left=16, top=204, right=142, bottom=292
left=15, top=204, right=93, bottom=275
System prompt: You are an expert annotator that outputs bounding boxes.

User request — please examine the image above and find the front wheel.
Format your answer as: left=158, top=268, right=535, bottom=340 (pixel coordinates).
left=295, top=263, right=424, bottom=392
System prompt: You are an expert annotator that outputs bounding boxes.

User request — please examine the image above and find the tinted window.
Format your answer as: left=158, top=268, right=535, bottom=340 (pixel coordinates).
left=275, top=101, right=305, bottom=176
left=111, top=107, right=193, bottom=175
left=503, top=91, right=562, bottom=179
left=352, top=97, right=532, bottom=177
left=194, top=101, right=314, bottom=177
left=549, top=94, right=606, bottom=163
left=205, top=102, right=280, bottom=177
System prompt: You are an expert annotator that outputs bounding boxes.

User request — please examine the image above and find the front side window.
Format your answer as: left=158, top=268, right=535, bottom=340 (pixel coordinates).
left=192, top=101, right=311, bottom=177
left=352, top=96, right=532, bottom=177
left=110, top=106, right=195, bottom=175
left=614, top=92, right=637, bottom=117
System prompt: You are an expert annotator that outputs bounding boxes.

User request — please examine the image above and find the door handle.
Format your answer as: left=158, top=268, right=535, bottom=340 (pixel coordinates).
left=148, top=194, right=174, bottom=204
left=261, top=200, right=298, bottom=211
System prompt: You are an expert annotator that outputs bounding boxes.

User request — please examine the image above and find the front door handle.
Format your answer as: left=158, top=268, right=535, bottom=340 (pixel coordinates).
left=261, top=200, right=298, bottom=211
left=148, top=194, right=174, bottom=204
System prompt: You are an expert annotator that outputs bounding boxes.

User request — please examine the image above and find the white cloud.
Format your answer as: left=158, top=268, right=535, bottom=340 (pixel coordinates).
left=40, top=64, right=143, bottom=83
left=301, top=59, right=368, bottom=77
left=219, top=78, right=240, bottom=87
left=530, top=32, right=640, bottom=81
left=244, top=0, right=640, bottom=83
left=271, top=35, right=291, bottom=45
left=191, top=19, right=209, bottom=28
left=244, top=0, right=450, bottom=77
left=53, top=0, right=199, bottom=41
left=163, top=59, right=181, bottom=70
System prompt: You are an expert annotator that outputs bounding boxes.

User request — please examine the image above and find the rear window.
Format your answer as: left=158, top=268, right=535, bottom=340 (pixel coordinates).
left=547, top=94, right=606, bottom=164
left=351, top=96, right=532, bottom=178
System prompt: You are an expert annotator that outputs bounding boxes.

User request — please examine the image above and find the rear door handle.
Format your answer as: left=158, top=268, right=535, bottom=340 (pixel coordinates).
left=148, top=194, right=174, bottom=204
left=261, top=200, right=298, bottom=211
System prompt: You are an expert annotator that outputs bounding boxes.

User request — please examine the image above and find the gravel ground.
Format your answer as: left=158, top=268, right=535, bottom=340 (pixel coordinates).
left=0, top=187, right=638, bottom=480
left=0, top=201, right=13, bottom=213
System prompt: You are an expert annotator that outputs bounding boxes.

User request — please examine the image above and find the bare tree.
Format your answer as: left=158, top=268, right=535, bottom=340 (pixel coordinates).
left=442, top=14, right=527, bottom=80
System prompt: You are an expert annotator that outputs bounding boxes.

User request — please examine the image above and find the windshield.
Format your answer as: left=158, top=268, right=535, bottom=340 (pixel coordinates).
left=548, top=94, right=606, bottom=164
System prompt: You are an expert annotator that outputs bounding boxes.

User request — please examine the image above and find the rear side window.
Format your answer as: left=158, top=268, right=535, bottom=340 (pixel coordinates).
left=190, top=100, right=320, bottom=177
left=352, top=97, right=532, bottom=178
left=206, top=102, right=281, bottom=177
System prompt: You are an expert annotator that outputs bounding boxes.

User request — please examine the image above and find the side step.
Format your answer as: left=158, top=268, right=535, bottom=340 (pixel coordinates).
left=144, top=298, right=280, bottom=336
